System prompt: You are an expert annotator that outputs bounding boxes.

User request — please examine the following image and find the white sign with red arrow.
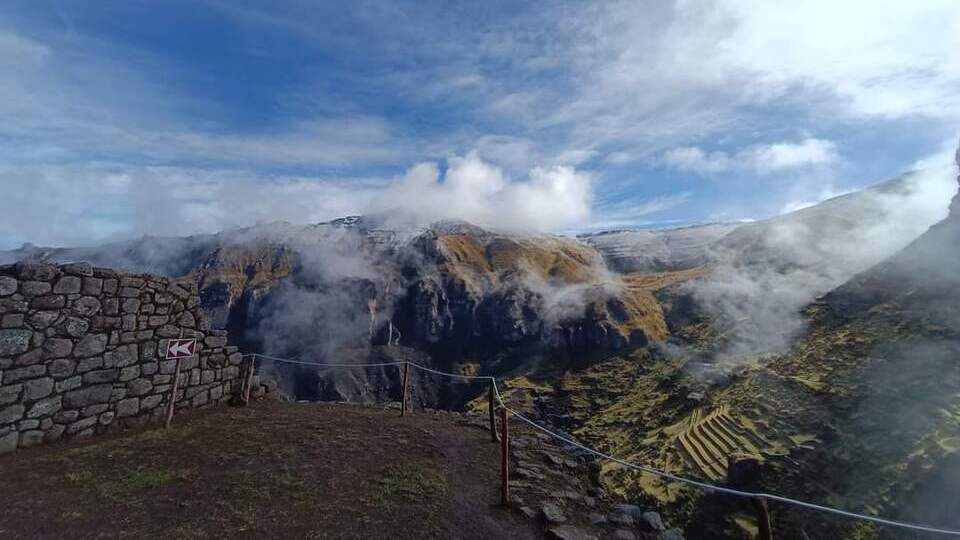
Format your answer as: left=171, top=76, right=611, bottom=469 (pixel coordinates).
left=165, top=338, right=197, bottom=359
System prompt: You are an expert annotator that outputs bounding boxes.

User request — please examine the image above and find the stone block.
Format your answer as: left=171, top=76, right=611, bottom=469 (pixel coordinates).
left=99, top=411, right=115, bottom=425
left=77, top=356, right=104, bottom=373
left=20, top=281, right=51, bottom=296
left=122, top=298, right=140, bottom=314
left=23, top=377, right=54, bottom=400
left=103, top=344, right=137, bottom=367
left=120, top=277, right=144, bottom=288
left=116, top=397, right=139, bottom=417
left=156, top=325, right=180, bottom=338
left=42, top=338, right=73, bottom=359
left=0, top=384, right=22, bottom=405
left=128, top=378, right=153, bottom=396
left=61, top=262, right=94, bottom=277
left=102, top=278, right=118, bottom=295
left=204, top=335, right=228, bottom=348
left=24, top=312, right=58, bottom=334
left=120, top=314, right=135, bottom=331
left=12, top=262, right=58, bottom=281
left=15, top=348, right=43, bottom=367
left=110, top=387, right=126, bottom=402
left=4, top=364, right=46, bottom=383
left=73, top=296, right=101, bottom=317
left=82, top=403, right=108, bottom=417
left=0, top=297, right=28, bottom=314
left=30, top=295, right=65, bottom=310
left=0, top=276, right=17, bottom=296
left=75, top=333, right=107, bottom=358
left=67, top=416, right=97, bottom=434
left=119, top=287, right=139, bottom=298
left=55, top=376, right=81, bottom=393
left=48, top=358, right=76, bottom=378
left=18, top=418, right=39, bottom=430
left=158, top=360, right=177, bottom=375
left=53, top=276, right=82, bottom=294
left=102, top=297, right=119, bottom=316
left=63, top=316, right=89, bottom=337
left=27, top=396, right=61, bottom=418
left=83, top=369, right=119, bottom=384
left=82, top=277, right=103, bottom=295
left=0, top=404, right=25, bottom=424
left=119, top=365, right=140, bottom=382
left=54, top=410, right=78, bottom=423
left=141, top=394, right=163, bottom=410
left=0, top=329, right=32, bottom=356
left=64, top=384, right=113, bottom=408
left=1, top=314, right=24, bottom=328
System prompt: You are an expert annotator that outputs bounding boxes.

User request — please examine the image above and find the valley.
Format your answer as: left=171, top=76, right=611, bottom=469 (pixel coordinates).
left=2, top=163, right=958, bottom=538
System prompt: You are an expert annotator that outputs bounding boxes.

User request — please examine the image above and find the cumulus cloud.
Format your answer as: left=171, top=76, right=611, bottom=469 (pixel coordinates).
left=372, top=151, right=592, bottom=232
left=662, top=139, right=838, bottom=175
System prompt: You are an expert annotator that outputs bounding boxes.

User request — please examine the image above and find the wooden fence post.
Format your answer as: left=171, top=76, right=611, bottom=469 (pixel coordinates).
left=243, top=356, right=255, bottom=405
left=500, top=407, right=510, bottom=506
left=753, top=496, right=773, bottom=540
left=400, top=362, right=410, bottom=417
left=164, top=358, right=182, bottom=429
left=488, top=382, right=498, bottom=442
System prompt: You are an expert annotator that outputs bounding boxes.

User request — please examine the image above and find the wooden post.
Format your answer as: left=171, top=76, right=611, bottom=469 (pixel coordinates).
left=243, top=356, right=255, bottom=405
left=164, top=357, right=182, bottom=429
left=488, top=382, right=498, bottom=442
left=500, top=407, right=510, bottom=507
left=753, top=496, right=773, bottom=540
left=400, top=362, right=410, bottom=417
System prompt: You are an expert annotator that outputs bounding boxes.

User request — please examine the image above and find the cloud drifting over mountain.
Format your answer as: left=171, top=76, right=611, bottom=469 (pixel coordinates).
left=0, top=153, right=594, bottom=248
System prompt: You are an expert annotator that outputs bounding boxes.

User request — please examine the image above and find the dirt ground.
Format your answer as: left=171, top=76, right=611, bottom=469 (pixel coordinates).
left=0, top=401, right=539, bottom=539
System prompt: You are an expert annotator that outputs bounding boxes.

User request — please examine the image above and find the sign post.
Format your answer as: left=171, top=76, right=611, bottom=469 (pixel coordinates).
left=163, top=337, right=197, bottom=429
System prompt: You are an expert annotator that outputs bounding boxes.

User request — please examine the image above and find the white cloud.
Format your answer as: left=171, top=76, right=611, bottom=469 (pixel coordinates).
left=662, top=138, right=838, bottom=175
left=0, top=152, right=594, bottom=249
left=373, top=152, right=593, bottom=232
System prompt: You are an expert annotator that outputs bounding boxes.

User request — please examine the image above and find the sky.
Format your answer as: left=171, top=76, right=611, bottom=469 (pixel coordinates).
left=0, top=0, right=958, bottom=249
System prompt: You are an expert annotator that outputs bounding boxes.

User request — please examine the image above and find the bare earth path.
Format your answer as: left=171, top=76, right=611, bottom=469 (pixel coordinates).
left=0, top=401, right=539, bottom=539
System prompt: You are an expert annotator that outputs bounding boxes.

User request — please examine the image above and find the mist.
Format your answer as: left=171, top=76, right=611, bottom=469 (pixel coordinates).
left=685, top=165, right=958, bottom=365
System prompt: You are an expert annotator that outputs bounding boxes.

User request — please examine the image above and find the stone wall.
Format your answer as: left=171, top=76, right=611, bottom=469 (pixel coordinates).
left=0, top=261, right=246, bottom=453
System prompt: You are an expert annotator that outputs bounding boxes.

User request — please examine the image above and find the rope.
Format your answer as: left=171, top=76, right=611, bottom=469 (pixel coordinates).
left=245, top=352, right=406, bottom=368
left=241, top=352, right=960, bottom=536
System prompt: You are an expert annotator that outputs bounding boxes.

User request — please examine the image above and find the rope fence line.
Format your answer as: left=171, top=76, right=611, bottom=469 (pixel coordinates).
left=243, top=352, right=960, bottom=537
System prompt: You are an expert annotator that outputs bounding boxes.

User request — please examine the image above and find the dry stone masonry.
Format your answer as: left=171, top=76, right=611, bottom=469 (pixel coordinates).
left=0, top=261, right=247, bottom=453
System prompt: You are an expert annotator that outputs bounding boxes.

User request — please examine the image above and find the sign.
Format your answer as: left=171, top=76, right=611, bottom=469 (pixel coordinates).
left=165, top=338, right=197, bottom=359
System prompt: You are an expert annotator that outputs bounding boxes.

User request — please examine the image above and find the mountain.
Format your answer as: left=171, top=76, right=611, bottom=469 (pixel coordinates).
left=1, top=163, right=956, bottom=538
left=580, top=223, right=738, bottom=273
left=536, top=159, right=960, bottom=538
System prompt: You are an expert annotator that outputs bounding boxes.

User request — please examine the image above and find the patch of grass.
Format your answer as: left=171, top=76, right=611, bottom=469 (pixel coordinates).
left=372, top=462, right=447, bottom=506
left=96, top=465, right=179, bottom=498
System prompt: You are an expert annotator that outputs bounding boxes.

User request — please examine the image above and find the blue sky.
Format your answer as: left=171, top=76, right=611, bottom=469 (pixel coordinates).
left=0, top=1, right=958, bottom=248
